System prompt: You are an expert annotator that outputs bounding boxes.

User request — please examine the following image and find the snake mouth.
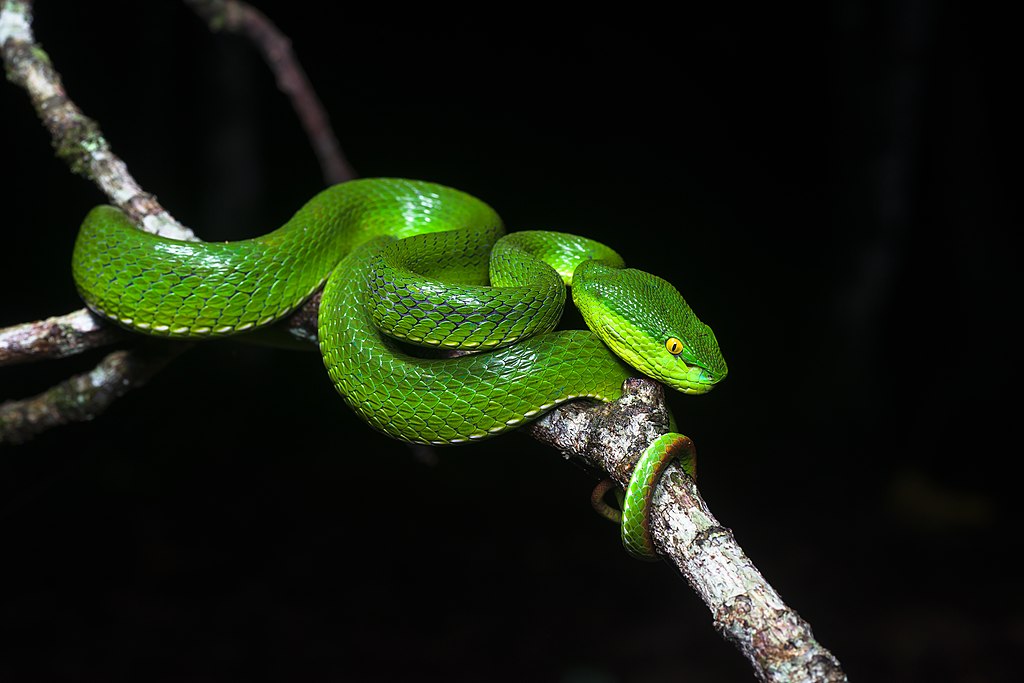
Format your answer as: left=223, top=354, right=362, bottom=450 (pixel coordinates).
left=670, top=363, right=720, bottom=395
left=673, top=354, right=729, bottom=394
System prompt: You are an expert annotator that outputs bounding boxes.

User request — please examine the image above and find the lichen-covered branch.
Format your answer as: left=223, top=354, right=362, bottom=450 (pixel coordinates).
left=0, top=345, right=184, bottom=444
left=184, top=0, right=355, bottom=185
left=529, top=379, right=848, bottom=683
left=0, top=309, right=125, bottom=366
left=0, top=291, right=318, bottom=370
left=1, top=0, right=194, bottom=240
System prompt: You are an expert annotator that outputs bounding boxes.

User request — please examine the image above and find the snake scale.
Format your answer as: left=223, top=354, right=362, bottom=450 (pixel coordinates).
left=72, top=178, right=727, bottom=559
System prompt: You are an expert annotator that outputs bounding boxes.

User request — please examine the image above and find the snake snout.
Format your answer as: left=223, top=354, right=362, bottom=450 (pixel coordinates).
left=703, top=362, right=728, bottom=384
left=701, top=362, right=729, bottom=387
left=671, top=359, right=727, bottom=395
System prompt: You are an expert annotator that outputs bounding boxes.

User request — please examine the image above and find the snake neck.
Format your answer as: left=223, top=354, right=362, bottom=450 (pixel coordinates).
left=319, top=239, right=633, bottom=445
left=364, top=225, right=567, bottom=351
left=364, top=228, right=627, bottom=354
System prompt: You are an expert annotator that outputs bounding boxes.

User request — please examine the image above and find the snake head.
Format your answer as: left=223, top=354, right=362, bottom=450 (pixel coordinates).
left=571, top=260, right=727, bottom=395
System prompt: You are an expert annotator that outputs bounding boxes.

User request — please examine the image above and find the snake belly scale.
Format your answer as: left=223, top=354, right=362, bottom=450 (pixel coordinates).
left=72, top=177, right=728, bottom=557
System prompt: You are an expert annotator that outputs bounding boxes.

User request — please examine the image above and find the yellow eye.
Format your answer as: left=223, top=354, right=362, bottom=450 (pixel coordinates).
left=665, top=337, right=684, bottom=355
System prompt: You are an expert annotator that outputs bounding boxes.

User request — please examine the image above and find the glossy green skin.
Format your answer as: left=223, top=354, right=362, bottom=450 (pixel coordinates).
left=72, top=178, right=727, bottom=558
left=621, top=433, right=697, bottom=560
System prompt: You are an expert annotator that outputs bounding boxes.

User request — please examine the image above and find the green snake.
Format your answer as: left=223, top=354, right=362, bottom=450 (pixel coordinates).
left=72, top=178, right=727, bottom=559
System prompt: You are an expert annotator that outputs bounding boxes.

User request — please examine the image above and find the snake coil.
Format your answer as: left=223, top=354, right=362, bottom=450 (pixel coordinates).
left=72, top=178, right=727, bottom=558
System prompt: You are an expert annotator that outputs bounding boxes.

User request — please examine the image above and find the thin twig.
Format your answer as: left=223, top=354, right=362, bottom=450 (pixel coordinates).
left=184, top=0, right=356, bottom=185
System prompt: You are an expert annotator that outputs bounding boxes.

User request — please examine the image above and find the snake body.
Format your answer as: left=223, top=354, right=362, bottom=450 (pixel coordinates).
left=72, top=178, right=727, bottom=557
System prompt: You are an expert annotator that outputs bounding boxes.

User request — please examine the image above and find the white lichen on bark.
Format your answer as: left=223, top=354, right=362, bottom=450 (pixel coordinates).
left=0, top=1, right=31, bottom=42
left=1, top=0, right=194, bottom=241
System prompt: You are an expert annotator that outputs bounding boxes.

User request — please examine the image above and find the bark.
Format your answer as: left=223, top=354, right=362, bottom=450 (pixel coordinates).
left=0, top=308, right=124, bottom=366
left=0, top=345, right=184, bottom=444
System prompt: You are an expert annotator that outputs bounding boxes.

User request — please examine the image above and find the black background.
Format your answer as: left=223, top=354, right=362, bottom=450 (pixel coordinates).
left=1, top=2, right=1020, bottom=682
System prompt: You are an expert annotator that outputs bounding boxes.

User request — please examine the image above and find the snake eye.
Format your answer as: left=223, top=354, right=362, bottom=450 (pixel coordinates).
left=665, top=337, right=684, bottom=355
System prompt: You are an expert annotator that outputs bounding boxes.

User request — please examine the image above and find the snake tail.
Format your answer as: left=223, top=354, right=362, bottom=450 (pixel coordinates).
left=620, top=432, right=697, bottom=560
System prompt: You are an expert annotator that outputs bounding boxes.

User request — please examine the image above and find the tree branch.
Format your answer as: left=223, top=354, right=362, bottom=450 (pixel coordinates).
left=0, top=308, right=124, bottom=366
left=0, top=345, right=184, bottom=444
left=1, top=0, right=193, bottom=240
left=529, top=379, right=848, bottom=682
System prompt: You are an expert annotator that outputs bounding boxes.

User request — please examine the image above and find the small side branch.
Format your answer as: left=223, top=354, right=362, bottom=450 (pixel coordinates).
left=184, top=0, right=356, bottom=185
left=529, top=379, right=848, bottom=683
left=0, top=345, right=183, bottom=444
